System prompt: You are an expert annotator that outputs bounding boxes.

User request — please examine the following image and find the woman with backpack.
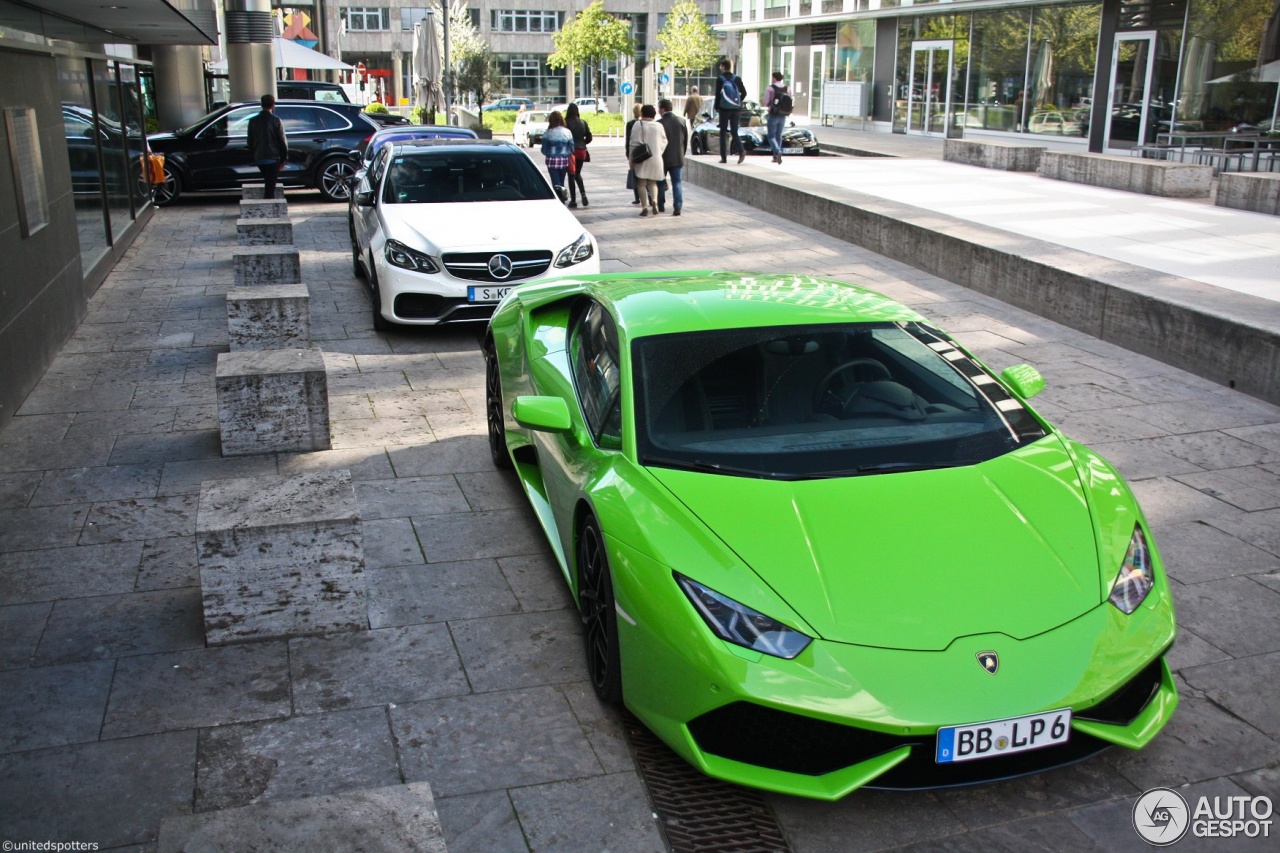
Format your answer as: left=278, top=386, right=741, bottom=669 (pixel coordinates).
left=715, top=59, right=747, bottom=164
left=763, top=71, right=792, bottom=165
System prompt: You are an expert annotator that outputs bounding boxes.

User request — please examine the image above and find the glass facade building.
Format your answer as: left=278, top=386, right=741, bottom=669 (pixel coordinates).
left=722, top=0, right=1280, bottom=151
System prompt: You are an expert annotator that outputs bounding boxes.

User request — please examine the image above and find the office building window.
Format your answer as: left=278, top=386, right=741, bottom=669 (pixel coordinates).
left=341, top=7, right=391, bottom=32
left=491, top=10, right=563, bottom=33
left=400, top=7, right=430, bottom=31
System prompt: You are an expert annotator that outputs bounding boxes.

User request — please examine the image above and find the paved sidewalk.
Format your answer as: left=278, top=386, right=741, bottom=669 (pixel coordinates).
left=0, top=145, right=1278, bottom=852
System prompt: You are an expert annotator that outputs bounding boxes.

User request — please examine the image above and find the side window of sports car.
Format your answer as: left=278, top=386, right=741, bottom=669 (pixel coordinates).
left=569, top=301, right=623, bottom=448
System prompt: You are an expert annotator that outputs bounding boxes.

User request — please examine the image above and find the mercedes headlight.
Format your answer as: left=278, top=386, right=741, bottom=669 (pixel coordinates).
left=554, top=233, right=594, bottom=268
left=676, top=573, right=811, bottom=659
left=385, top=239, right=438, bottom=273
left=1108, top=526, right=1155, bottom=614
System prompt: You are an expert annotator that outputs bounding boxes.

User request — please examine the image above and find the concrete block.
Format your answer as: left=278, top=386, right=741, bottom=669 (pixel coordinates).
left=1216, top=172, right=1280, bottom=216
left=236, top=217, right=294, bottom=246
left=196, top=470, right=365, bottom=644
left=1038, top=150, right=1212, bottom=198
left=216, top=348, right=330, bottom=456
left=944, top=138, right=1045, bottom=171
left=242, top=185, right=284, bottom=200
left=240, top=198, right=288, bottom=220
left=226, top=285, right=311, bottom=351
left=233, top=245, right=301, bottom=286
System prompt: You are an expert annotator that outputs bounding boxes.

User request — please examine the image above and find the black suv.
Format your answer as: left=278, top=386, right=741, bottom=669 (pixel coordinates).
left=276, top=80, right=350, bottom=103
left=147, top=100, right=379, bottom=205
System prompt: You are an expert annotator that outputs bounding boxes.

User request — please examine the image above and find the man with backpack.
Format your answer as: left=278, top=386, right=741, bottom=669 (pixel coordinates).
left=714, top=59, right=748, bottom=164
left=763, top=71, right=793, bottom=164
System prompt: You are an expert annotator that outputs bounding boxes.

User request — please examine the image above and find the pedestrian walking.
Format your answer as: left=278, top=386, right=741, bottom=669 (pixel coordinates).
left=763, top=71, right=793, bottom=164
left=540, top=110, right=574, bottom=203
left=715, top=59, right=747, bottom=164
left=564, top=103, right=592, bottom=209
left=625, top=103, right=643, bottom=205
left=247, top=93, right=288, bottom=199
left=657, top=99, right=688, bottom=216
left=684, top=86, right=704, bottom=125
left=628, top=104, right=667, bottom=218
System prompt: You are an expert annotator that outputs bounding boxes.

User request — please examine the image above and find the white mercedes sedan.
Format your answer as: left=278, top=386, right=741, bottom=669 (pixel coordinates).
left=350, top=140, right=599, bottom=329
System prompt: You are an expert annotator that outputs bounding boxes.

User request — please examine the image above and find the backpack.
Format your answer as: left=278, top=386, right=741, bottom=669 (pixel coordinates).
left=720, top=75, right=742, bottom=110
left=772, top=85, right=794, bottom=116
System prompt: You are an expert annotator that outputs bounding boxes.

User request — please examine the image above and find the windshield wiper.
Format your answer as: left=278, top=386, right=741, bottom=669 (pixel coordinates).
left=641, top=455, right=782, bottom=479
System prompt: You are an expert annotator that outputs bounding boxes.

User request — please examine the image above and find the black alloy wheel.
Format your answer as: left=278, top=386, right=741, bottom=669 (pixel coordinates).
left=485, top=342, right=513, bottom=470
left=154, top=164, right=181, bottom=206
left=368, top=260, right=392, bottom=332
left=578, top=517, right=623, bottom=705
left=317, top=156, right=355, bottom=202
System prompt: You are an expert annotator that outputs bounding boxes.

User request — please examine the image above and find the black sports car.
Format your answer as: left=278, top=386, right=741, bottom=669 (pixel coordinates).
left=689, top=102, right=820, bottom=157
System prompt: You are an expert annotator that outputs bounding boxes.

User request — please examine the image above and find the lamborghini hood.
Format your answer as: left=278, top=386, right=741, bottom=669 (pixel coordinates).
left=649, top=438, right=1102, bottom=651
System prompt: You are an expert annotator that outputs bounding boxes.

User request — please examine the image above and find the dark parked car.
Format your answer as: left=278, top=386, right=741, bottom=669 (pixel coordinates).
left=689, top=103, right=820, bottom=157
left=276, top=80, right=351, bottom=103
left=147, top=100, right=379, bottom=205
left=63, top=104, right=150, bottom=204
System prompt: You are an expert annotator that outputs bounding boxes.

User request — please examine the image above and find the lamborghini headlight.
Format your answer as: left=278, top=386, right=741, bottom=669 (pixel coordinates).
left=676, top=573, right=811, bottom=659
left=1108, top=526, right=1155, bottom=614
left=554, top=233, right=594, bottom=268
left=385, top=239, right=438, bottom=273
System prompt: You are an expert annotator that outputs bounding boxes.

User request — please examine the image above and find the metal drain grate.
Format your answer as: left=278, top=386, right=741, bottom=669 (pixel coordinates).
left=624, top=713, right=792, bottom=853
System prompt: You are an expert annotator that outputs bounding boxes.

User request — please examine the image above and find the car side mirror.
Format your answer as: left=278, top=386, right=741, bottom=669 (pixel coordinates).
left=512, top=396, right=571, bottom=432
left=354, top=189, right=375, bottom=207
left=1001, top=364, right=1045, bottom=400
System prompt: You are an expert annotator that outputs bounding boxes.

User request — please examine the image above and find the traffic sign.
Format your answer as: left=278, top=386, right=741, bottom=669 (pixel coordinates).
left=620, top=81, right=634, bottom=95
left=659, top=73, right=670, bottom=86
left=356, top=62, right=367, bottom=76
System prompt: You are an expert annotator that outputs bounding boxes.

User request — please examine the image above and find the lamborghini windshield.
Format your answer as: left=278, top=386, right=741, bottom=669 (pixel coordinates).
left=633, top=322, right=1047, bottom=479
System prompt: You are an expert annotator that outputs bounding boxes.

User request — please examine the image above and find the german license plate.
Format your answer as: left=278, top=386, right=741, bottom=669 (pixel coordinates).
left=783, top=146, right=804, bottom=154
left=468, top=285, right=513, bottom=303
left=936, top=709, right=1071, bottom=763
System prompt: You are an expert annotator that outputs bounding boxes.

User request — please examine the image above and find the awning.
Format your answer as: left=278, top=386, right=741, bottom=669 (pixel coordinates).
left=208, top=38, right=353, bottom=72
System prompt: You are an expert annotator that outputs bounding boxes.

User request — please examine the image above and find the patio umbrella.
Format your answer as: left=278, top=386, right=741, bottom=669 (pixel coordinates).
left=209, top=38, right=353, bottom=72
left=413, top=14, right=444, bottom=124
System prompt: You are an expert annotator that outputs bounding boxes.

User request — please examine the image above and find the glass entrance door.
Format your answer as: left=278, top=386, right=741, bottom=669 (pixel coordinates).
left=1105, top=32, right=1157, bottom=152
left=906, top=41, right=953, bottom=135
left=808, top=45, right=826, bottom=123
left=780, top=46, right=796, bottom=101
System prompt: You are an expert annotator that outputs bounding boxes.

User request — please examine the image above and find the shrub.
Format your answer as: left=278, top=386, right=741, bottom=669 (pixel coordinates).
left=365, top=102, right=389, bottom=114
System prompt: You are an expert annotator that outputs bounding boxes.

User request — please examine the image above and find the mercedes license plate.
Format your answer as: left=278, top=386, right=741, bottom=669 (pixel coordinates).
left=468, top=285, right=513, bottom=303
left=936, top=709, right=1070, bottom=763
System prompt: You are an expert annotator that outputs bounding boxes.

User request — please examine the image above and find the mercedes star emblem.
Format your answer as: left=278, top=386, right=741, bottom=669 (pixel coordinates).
left=488, top=254, right=513, bottom=280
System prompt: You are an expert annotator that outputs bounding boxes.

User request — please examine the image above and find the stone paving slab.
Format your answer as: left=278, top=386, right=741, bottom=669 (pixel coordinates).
left=0, top=660, right=115, bottom=753
left=194, top=705, right=401, bottom=812
left=0, top=730, right=196, bottom=848
left=159, top=780, right=446, bottom=853
left=101, top=642, right=291, bottom=739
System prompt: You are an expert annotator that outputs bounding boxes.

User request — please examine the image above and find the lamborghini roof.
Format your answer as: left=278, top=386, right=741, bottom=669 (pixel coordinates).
left=520, top=272, right=929, bottom=339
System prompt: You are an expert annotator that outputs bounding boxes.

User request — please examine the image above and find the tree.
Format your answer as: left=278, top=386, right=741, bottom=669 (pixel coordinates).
left=656, top=1, right=720, bottom=92
left=547, top=1, right=635, bottom=98
left=455, top=48, right=503, bottom=128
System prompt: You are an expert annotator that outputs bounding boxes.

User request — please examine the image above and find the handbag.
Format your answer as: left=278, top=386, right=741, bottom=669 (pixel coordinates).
left=629, top=142, right=652, bottom=164
left=625, top=169, right=635, bottom=190
left=567, top=155, right=577, bottom=175
left=146, top=153, right=166, bottom=185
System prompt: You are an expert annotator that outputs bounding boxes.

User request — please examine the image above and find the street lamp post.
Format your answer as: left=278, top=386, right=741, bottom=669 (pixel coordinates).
left=441, top=0, right=452, bottom=125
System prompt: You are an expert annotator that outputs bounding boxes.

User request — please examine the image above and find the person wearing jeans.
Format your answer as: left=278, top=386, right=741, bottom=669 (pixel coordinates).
left=657, top=99, right=688, bottom=216
left=246, top=93, right=288, bottom=198
left=763, top=71, right=789, bottom=164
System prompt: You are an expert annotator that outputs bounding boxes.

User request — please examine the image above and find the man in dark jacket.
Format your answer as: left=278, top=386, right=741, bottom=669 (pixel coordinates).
left=714, top=59, right=747, bottom=165
left=246, top=94, right=288, bottom=199
left=657, top=99, right=688, bottom=216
